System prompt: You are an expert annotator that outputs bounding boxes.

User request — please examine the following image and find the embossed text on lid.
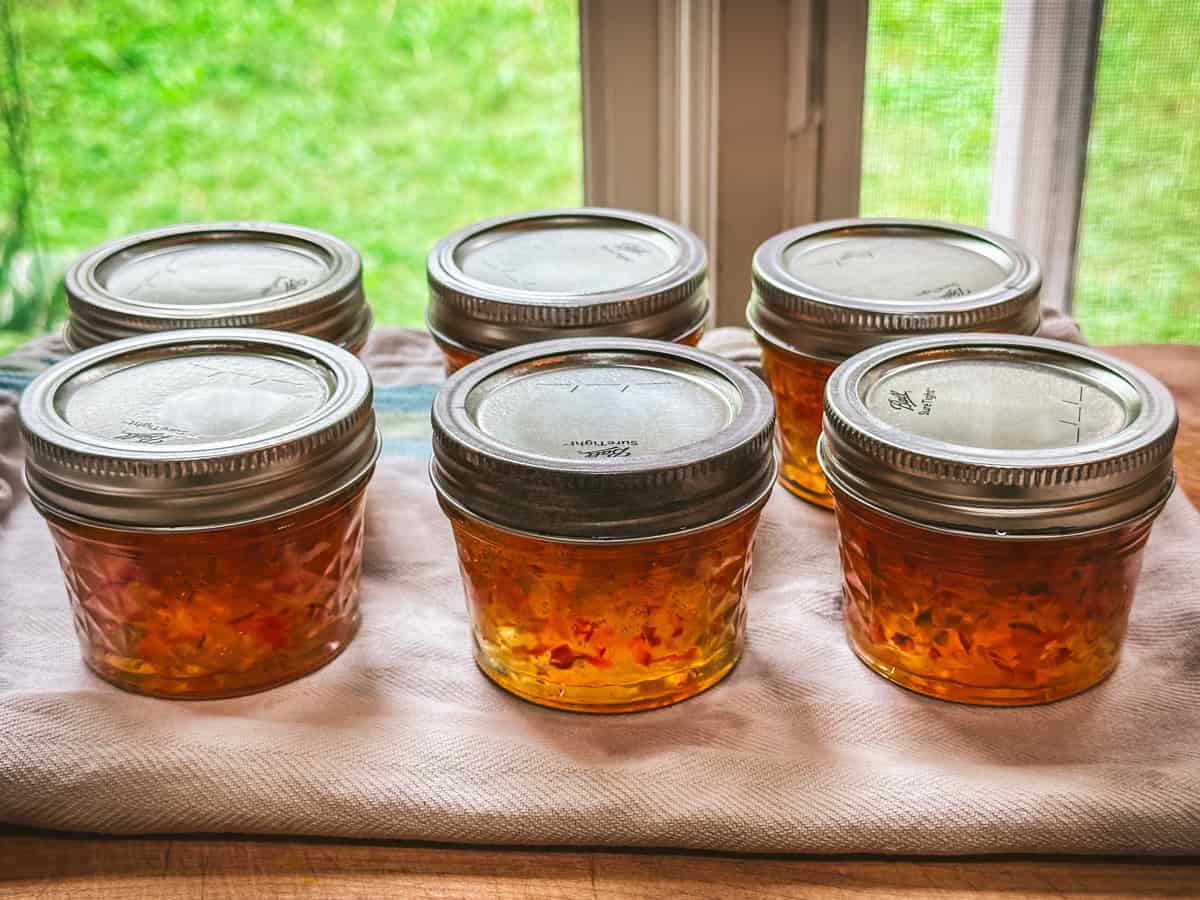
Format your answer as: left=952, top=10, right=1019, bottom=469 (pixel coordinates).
left=427, top=209, right=709, bottom=354
left=862, top=357, right=1133, bottom=451
left=98, top=241, right=330, bottom=307
left=456, top=222, right=680, bottom=295
left=748, top=218, right=1042, bottom=361
left=782, top=231, right=1010, bottom=302
left=818, top=334, right=1177, bottom=535
left=430, top=338, right=775, bottom=541
left=58, top=352, right=334, bottom=446
left=20, top=329, right=379, bottom=529
left=65, top=223, right=371, bottom=351
left=467, top=358, right=741, bottom=460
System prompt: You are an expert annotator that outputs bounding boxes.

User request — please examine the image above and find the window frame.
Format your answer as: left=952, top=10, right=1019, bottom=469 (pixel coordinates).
left=579, top=0, right=868, bottom=326
left=580, top=0, right=1106, bottom=322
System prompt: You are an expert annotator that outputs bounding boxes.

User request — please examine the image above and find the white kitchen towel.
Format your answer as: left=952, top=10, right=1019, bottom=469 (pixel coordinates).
left=1, top=322, right=1198, bottom=855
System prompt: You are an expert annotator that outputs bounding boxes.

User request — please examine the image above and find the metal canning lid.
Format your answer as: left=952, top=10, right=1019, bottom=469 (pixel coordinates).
left=430, top=337, right=775, bottom=541
left=64, top=222, right=372, bottom=351
left=426, top=208, right=709, bottom=355
left=748, top=218, right=1042, bottom=361
left=20, top=329, right=380, bottom=530
left=818, top=334, right=1178, bottom=535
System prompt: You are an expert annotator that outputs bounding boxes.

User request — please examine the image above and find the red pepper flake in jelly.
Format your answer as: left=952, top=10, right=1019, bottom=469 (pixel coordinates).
left=20, top=329, right=380, bottom=699
left=432, top=337, right=775, bottom=713
left=820, top=334, right=1177, bottom=705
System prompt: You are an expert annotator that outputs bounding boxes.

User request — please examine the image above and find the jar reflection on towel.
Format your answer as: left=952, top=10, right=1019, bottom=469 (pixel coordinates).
left=430, top=338, right=776, bottom=713
left=20, top=329, right=381, bottom=699
left=818, top=334, right=1178, bottom=706
left=747, top=218, right=1042, bottom=509
left=63, top=222, right=373, bottom=354
left=426, top=208, right=709, bottom=374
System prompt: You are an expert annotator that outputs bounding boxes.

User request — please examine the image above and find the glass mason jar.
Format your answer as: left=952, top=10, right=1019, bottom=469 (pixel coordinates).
left=64, top=223, right=373, bottom=354
left=747, top=219, right=1042, bottom=509
left=819, top=334, right=1178, bottom=706
left=430, top=338, right=775, bottom=713
left=426, top=208, right=709, bottom=375
left=20, top=329, right=381, bottom=699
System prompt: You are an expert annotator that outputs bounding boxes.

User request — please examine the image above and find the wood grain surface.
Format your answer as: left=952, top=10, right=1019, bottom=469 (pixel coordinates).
left=2, top=344, right=1197, bottom=900
left=1, top=835, right=1198, bottom=899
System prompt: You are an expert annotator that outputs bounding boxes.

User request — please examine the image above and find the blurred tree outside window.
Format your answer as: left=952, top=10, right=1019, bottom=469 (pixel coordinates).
left=1, top=0, right=1196, bottom=354
left=0, top=0, right=582, bottom=353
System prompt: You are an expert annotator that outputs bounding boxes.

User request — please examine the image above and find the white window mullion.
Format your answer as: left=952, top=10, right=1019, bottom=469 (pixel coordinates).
left=988, top=0, right=1104, bottom=312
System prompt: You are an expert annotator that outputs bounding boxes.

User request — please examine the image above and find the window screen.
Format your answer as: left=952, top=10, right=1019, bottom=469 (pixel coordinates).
left=1074, top=1, right=1200, bottom=344
left=860, top=0, right=1002, bottom=226
left=0, top=0, right=581, bottom=353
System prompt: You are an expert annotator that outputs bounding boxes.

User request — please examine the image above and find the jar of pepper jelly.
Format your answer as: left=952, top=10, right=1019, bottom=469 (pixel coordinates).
left=20, top=329, right=380, bottom=699
left=818, top=334, right=1177, bottom=706
left=430, top=337, right=775, bottom=713
left=747, top=218, right=1041, bottom=508
left=426, top=208, right=709, bottom=374
left=64, top=223, right=372, bottom=353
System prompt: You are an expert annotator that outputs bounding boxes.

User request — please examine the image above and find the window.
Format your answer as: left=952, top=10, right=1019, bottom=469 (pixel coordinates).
left=582, top=0, right=1196, bottom=345
left=0, top=0, right=582, bottom=352
left=1, top=1, right=1195, bottom=353
left=1074, top=0, right=1200, bottom=344
left=860, top=1, right=1001, bottom=225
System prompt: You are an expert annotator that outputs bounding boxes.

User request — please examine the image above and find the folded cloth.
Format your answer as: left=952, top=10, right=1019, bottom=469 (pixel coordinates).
left=1, top=322, right=1198, bottom=855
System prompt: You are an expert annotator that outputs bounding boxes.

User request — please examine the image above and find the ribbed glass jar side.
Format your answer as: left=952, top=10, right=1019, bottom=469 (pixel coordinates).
left=442, top=502, right=765, bottom=713
left=45, top=482, right=368, bottom=699
left=830, top=487, right=1156, bottom=706
left=757, top=341, right=838, bottom=508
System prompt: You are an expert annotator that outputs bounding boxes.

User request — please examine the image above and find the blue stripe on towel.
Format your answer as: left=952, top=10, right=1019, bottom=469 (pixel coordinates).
left=0, top=372, right=34, bottom=393
left=373, top=383, right=440, bottom=413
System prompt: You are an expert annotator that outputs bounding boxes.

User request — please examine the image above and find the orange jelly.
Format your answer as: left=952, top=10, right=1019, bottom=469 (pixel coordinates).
left=758, top=343, right=837, bottom=507
left=44, top=484, right=367, bottom=699
left=748, top=218, right=1042, bottom=509
left=20, top=329, right=380, bottom=699
left=833, top=490, right=1154, bottom=705
left=427, top=208, right=709, bottom=375
left=445, top=504, right=761, bottom=712
left=820, top=334, right=1177, bottom=705
left=431, top=337, right=775, bottom=713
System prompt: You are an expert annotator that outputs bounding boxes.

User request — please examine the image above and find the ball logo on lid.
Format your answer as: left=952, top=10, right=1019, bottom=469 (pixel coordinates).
left=864, top=359, right=1127, bottom=452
